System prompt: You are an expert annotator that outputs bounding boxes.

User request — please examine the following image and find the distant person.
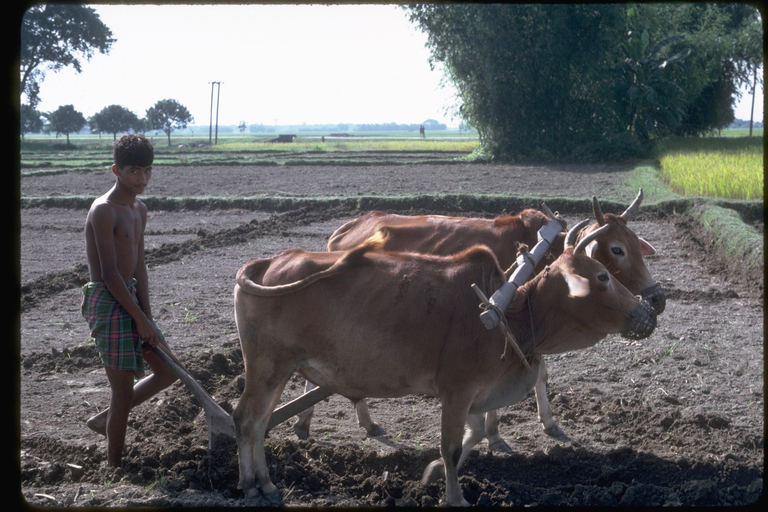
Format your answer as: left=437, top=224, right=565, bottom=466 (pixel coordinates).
left=420, top=125, right=426, bottom=138
left=81, top=134, right=178, bottom=467
left=321, top=136, right=325, bottom=142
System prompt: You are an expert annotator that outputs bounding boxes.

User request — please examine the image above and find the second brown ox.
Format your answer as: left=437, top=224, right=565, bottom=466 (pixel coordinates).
left=232, top=223, right=657, bottom=506
left=294, top=189, right=666, bottom=453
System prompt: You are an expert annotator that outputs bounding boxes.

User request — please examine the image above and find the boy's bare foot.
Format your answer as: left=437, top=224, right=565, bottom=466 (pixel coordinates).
left=86, top=411, right=108, bottom=436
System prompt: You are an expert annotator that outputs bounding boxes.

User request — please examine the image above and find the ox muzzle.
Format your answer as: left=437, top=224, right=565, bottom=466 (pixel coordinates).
left=622, top=298, right=657, bottom=340
left=639, top=281, right=666, bottom=315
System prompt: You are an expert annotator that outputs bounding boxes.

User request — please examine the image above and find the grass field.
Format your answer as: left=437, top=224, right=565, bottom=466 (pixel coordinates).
left=20, top=131, right=762, bottom=202
left=655, top=136, right=764, bottom=200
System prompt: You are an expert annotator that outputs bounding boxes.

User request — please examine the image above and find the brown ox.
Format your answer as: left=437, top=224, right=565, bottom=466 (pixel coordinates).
left=233, top=224, right=657, bottom=506
left=295, top=190, right=665, bottom=449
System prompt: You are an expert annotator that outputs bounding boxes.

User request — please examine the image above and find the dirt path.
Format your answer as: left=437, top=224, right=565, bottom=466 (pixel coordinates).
left=19, top=162, right=763, bottom=507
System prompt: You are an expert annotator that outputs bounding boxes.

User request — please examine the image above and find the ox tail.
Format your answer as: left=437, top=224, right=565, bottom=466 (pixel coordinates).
left=237, top=231, right=388, bottom=297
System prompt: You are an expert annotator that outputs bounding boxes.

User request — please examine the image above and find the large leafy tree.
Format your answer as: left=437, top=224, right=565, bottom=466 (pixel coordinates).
left=405, top=3, right=762, bottom=160
left=20, top=4, right=114, bottom=107
left=145, top=99, right=194, bottom=147
left=404, top=4, right=628, bottom=160
left=90, top=105, right=142, bottom=141
left=634, top=3, right=763, bottom=135
left=46, top=104, right=86, bottom=144
left=611, top=7, right=691, bottom=146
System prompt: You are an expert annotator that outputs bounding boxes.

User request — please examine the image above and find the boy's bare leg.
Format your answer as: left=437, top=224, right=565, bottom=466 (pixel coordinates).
left=104, top=367, right=135, bottom=467
left=87, top=348, right=178, bottom=437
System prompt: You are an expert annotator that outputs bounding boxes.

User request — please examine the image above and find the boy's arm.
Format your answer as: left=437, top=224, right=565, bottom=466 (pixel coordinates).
left=90, top=203, right=160, bottom=347
left=133, top=206, right=158, bottom=339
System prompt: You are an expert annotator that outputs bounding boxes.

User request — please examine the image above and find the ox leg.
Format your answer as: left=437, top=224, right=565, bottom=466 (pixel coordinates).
left=422, top=400, right=473, bottom=507
left=352, top=399, right=387, bottom=437
left=233, top=373, right=290, bottom=503
left=292, top=380, right=315, bottom=440
left=293, top=382, right=386, bottom=438
left=534, top=359, right=565, bottom=437
left=422, top=413, right=487, bottom=485
left=484, top=409, right=513, bottom=454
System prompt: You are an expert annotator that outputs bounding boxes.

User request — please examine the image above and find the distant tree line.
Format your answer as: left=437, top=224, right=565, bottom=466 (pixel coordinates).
left=20, top=100, right=193, bottom=146
left=247, top=120, right=449, bottom=134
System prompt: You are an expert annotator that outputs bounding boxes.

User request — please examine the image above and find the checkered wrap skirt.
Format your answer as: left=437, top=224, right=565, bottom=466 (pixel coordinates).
left=81, top=279, right=164, bottom=378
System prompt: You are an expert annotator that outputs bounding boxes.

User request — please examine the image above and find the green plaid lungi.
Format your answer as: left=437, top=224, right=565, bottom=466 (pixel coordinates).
left=80, top=278, right=165, bottom=378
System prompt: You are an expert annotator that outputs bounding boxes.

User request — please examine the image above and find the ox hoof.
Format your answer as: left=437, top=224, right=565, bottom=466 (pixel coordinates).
left=421, top=459, right=446, bottom=485
left=293, top=424, right=310, bottom=440
left=543, top=424, right=567, bottom=439
left=488, top=438, right=513, bottom=454
left=242, top=487, right=259, bottom=499
left=366, top=424, right=387, bottom=437
left=262, top=491, right=282, bottom=506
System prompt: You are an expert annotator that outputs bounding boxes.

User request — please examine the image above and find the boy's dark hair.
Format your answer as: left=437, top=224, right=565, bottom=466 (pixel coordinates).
left=113, top=134, right=154, bottom=168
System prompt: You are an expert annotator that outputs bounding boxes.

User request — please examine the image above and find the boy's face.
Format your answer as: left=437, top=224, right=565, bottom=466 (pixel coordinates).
left=112, top=163, right=153, bottom=195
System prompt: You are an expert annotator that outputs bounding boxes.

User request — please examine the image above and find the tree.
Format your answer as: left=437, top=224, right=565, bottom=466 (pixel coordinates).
left=20, top=103, right=44, bottom=139
left=238, top=121, right=247, bottom=134
left=46, top=104, right=86, bottom=144
left=404, top=4, right=627, bottom=160
left=145, top=99, right=194, bottom=147
left=90, top=104, right=141, bottom=141
left=611, top=7, right=691, bottom=146
left=629, top=4, right=763, bottom=136
left=20, top=4, right=114, bottom=107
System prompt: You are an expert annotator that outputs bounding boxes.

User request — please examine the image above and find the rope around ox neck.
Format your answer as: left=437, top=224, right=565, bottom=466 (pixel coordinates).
left=478, top=300, right=533, bottom=372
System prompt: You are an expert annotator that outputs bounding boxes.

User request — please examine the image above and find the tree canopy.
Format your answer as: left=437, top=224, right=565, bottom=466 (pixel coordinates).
left=145, top=99, right=194, bottom=146
left=89, top=105, right=142, bottom=141
left=20, top=4, right=115, bottom=107
left=20, top=104, right=44, bottom=139
left=403, top=3, right=763, bottom=160
left=46, top=104, right=87, bottom=144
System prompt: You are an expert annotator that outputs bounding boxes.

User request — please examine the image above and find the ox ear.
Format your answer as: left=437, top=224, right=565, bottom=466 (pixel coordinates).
left=638, top=237, right=656, bottom=256
left=564, top=271, right=590, bottom=298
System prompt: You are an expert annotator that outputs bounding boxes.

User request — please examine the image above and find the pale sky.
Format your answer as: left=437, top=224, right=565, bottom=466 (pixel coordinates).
left=30, top=3, right=461, bottom=128
left=28, top=3, right=763, bottom=127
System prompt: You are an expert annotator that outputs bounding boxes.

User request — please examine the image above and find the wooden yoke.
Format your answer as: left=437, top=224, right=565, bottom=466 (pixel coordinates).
left=474, top=205, right=569, bottom=331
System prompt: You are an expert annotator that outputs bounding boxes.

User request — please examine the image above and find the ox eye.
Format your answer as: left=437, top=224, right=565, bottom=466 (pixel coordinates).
left=611, top=247, right=624, bottom=255
left=598, top=272, right=610, bottom=282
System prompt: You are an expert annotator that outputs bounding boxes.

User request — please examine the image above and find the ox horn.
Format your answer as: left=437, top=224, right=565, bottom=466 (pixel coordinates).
left=620, top=188, right=644, bottom=219
left=564, top=219, right=591, bottom=250
left=592, top=196, right=606, bottom=226
left=573, top=223, right=610, bottom=256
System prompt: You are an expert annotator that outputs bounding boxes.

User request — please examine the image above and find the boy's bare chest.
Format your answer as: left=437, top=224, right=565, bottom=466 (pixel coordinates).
left=113, top=207, right=143, bottom=243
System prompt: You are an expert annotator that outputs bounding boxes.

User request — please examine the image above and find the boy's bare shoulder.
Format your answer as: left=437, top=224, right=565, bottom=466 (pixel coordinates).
left=86, top=195, right=116, bottom=223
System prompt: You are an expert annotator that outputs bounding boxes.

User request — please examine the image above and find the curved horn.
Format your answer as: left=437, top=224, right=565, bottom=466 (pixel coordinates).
left=620, top=188, right=644, bottom=219
left=592, top=196, right=606, bottom=226
left=564, top=219, right=591, bottom=250
left=574, top=224, right=610, bottom=255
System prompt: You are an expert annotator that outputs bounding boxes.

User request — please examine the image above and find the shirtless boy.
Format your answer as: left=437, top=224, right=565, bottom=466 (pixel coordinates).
left=81, top=134, right=177, bottom=467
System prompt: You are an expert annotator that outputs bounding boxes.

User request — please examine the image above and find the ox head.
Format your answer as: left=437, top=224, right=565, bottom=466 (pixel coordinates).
left=578, top=188, right=666, bottom=315
left=539, top=219, right=657, bottom=347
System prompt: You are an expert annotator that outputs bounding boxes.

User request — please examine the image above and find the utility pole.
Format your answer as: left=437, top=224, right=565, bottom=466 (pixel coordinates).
left=215, top=82, right=221, bottom=145
left=208, top=81, right=221, bottom=144
left=749, top=65, right=757, bottom=137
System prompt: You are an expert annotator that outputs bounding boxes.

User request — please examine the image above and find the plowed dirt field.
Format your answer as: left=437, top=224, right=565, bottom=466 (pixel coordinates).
left=19, top=162, right=763, bottom=507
